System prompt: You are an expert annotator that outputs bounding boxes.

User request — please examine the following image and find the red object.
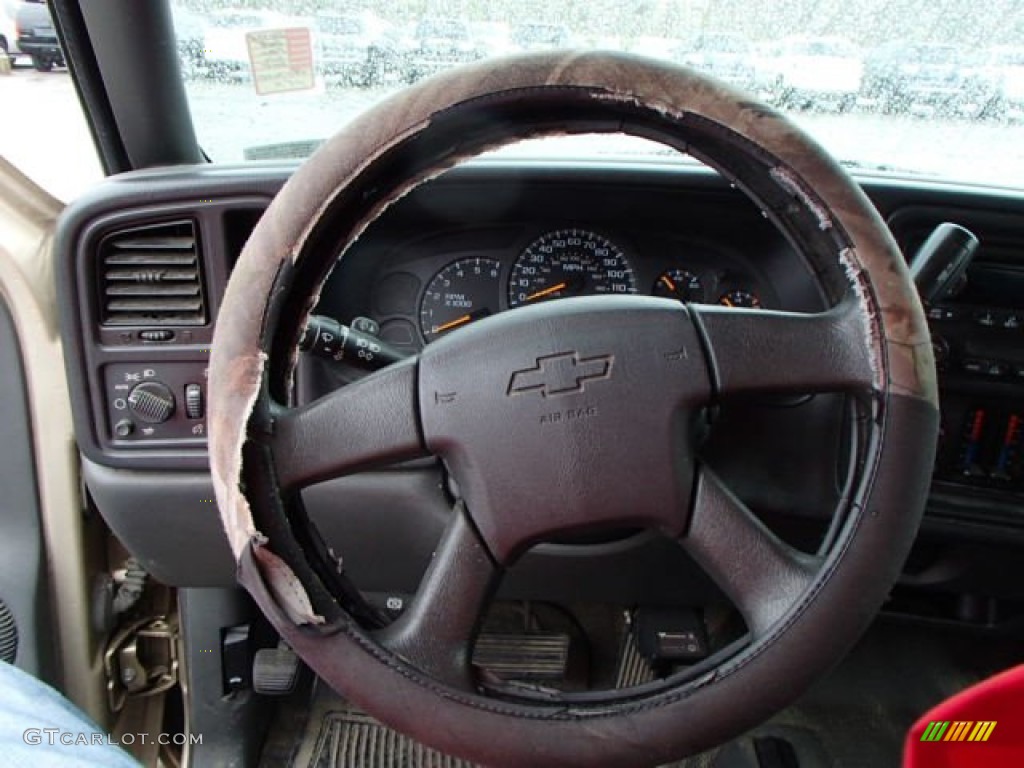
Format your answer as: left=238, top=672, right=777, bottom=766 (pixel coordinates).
left=904, top=664, right=1024, bottom=767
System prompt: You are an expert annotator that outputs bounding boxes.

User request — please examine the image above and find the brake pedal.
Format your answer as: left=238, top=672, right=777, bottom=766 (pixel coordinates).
left=253, top=644, right=302, bottom=695
left=472, top=632, right=570, bottom=680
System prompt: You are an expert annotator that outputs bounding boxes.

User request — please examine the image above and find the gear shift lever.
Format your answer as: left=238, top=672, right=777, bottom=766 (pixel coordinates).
left=909, top=222, right=978, bottom=304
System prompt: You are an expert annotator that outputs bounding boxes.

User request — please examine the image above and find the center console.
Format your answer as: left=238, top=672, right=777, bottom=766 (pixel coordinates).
left=891, top=208, right=1024, bottom=499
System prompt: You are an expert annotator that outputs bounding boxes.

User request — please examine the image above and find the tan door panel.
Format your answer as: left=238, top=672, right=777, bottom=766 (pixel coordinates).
left=0, top=157, right=106, bottom=723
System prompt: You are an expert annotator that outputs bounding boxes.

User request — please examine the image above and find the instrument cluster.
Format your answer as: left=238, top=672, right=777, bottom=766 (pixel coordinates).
left=366, top=226, right=772, bottom=352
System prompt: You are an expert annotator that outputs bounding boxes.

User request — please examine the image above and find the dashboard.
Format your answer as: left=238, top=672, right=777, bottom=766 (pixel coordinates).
left=54, top=159, right=1024, bottom=603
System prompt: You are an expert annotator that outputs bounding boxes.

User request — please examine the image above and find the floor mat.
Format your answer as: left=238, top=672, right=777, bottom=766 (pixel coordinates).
left=260, top=618, right=1023, bottom=768
left=307, top=710, right=473, bottom=768
left=269, top=688, right=719, bottom=768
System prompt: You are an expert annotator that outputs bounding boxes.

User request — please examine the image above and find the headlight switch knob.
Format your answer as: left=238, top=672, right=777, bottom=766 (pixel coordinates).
left=127, top=381, right=176, bottom=424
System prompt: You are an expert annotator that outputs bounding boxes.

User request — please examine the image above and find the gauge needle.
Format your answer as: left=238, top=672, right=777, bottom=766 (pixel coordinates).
left=660, top=275, right=677, bottom=292
left=433, top=314, right=472, bottom=333
left=524, top=281, right=568, bottom=302
left=432, top=309, right=491, bottom=334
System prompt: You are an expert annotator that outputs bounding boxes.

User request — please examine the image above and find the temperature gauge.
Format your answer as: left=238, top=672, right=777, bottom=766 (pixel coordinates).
left=718, top=289, right=762, bottom=309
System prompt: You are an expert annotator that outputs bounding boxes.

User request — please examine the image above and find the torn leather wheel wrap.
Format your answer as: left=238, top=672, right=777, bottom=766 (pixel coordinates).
left=208, top=52, right=939, bottom=767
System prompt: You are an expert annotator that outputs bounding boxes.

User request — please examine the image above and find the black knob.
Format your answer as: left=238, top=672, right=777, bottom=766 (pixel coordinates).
left=127, top=381, right=175, bottom=424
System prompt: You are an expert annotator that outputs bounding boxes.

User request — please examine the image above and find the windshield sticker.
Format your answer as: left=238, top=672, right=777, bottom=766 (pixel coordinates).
left=246, top=28, right=315, bottom=95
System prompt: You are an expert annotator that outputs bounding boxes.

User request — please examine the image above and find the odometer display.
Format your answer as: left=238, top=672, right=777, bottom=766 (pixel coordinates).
left=419, top=257, right=502, bottom=341
left=508, top=229, right=636, bottom=307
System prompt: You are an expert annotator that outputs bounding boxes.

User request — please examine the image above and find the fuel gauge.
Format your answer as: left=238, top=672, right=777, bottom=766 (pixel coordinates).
left=718, top=289, right=762, bottom=309
left=653, top=269, right=703, bottom=302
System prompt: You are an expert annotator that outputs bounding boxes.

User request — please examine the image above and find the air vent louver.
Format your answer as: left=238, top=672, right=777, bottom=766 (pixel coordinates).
left=99, top=220, right=206, bottom=326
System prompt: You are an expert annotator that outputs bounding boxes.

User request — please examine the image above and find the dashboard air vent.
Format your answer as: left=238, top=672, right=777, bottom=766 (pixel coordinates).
left=98, top=220, right=206, bottom=326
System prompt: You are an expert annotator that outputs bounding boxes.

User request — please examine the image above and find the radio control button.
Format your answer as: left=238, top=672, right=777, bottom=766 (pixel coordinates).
left=985, top=361, right=1009, bottom=377
left=927, top=306, right=957, bottom=321
left=962, top=358, right=1008, bottom=377
left=974, top=310, right=997, bottom=327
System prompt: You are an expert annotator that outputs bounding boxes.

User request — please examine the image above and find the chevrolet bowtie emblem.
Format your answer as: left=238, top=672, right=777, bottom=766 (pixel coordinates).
left=507, top=351, right=613, bottom=397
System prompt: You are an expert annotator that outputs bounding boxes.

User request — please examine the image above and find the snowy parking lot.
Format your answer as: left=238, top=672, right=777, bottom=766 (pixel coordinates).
left=3, top=63, right=1024, bottom=204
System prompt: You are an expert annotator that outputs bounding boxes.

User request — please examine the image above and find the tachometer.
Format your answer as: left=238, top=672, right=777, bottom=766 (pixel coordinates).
left=420, top=257, right=502, bottom=341
left=508, top=229, right=636, bottom=308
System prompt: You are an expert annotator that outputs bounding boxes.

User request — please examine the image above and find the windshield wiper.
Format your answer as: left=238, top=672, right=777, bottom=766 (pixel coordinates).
left=838, top=159, right=933, bottom=177
left=243, top=140, right=325, bottom=161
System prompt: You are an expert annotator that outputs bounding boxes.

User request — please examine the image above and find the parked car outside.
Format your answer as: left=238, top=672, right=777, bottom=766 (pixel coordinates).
left=767, top=35, right=863, bottom=111
left=511, top=23, right=572, bottom=51
left=863, top=42, right=972, bottom=114
left=680, top=33, right=755, bottom=90
left=965, top=46, right=1024, bottom=118
left=169, top=3, right=206, bottom=78
left=1, top=0, right=22, bottom=64
left=315, top=11, right=400, bottom=87
left=401, top=18, right=480, bottom=82
left=752, top=40, right=782, bottom=92
left=14, top=0, right=63, bottom=71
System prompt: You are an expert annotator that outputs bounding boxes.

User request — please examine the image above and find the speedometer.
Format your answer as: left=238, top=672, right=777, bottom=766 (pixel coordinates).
left=508, top=229, right=636, bottom=308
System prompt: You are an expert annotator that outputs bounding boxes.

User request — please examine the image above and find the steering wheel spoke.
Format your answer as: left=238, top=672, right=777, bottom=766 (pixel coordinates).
left=692, top=300, right=877, bottom=399
left=375, top=503, right=500, bottom=691
left=682, top=468, right=818, bottom=638
left=271, top=356, right=428, bottom=490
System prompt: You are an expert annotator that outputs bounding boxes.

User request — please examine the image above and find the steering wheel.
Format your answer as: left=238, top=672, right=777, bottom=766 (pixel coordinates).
left=208, top=52, right=938, bottom=767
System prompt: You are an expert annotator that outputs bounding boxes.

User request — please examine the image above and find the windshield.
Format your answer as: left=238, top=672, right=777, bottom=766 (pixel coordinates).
left=913, top=44, right=961, bottom=64
left=416, top=19, right=470, bottom=39
left=317, top=16, right=364, bottom=35
left=174, top=0, right=1024, bottom=188
left=697, top=35, right=749, bottom=53
left=208, top=12, right=273, bottom=28
left=990, top=47, right=1024, bottom=67
left=512, top=24, right=569, bottom=47
left=785, top=38, right=858, bottom=57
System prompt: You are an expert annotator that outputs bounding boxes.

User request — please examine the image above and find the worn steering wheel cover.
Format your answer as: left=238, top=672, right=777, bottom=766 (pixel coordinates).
left=209, top=52, right=939, bottom=766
